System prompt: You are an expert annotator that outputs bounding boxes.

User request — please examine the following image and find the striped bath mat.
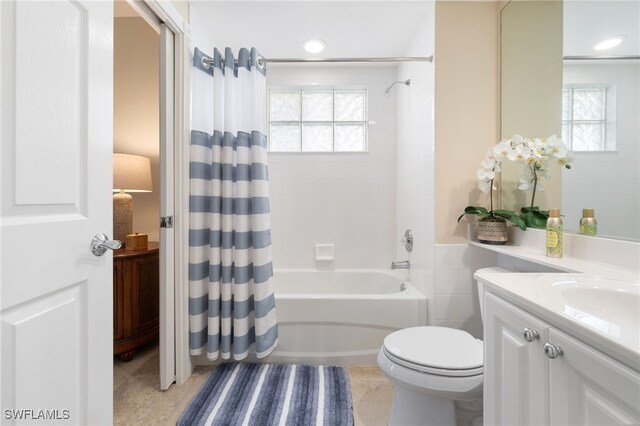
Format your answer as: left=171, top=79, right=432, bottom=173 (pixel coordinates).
left=178, top=363, right=354, bottom=426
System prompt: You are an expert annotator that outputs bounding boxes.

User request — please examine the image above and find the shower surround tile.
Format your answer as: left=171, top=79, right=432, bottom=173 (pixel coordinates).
left=433, top=244, right=498, bottom=339
left=395, top=7, right=436, bottom=315
left=267, top=66, right=398, bottom=270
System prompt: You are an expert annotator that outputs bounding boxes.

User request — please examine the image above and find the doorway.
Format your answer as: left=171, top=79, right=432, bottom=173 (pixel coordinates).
left=112, top=0, right=179, bottom=401
left=112, top=0, right=162, bottom=398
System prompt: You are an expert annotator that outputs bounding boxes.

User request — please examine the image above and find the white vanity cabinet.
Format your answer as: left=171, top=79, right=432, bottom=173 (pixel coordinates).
left=484, top=292, right=640, bottom=426
left=484, top=293, right=550, bottom=425
left=548, top=329, right=640, bottom=425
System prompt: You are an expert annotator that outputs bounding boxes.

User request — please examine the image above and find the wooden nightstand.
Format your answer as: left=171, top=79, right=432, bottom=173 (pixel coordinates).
left=113, top=242, right=159, bottom=361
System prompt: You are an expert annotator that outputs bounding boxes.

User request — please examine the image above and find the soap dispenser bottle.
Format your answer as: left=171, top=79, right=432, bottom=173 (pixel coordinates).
left=546, top=208, right=563, bottom=258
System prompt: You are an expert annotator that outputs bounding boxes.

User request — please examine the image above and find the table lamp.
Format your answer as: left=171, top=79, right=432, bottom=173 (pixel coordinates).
left=113, top=153, right=152, bottom=245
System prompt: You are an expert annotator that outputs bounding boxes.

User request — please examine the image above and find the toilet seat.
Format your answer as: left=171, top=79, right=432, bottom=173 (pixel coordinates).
left=383, top=326, right=483, bottom=377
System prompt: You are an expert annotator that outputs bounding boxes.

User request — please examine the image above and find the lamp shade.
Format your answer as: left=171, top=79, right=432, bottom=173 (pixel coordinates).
left=113, top=153, right=153, bottom=192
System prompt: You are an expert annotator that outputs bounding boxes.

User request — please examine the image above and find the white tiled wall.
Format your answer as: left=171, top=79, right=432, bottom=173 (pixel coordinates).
left=267, top=66, right=398, bottom=269
left=395, top=7, right=435, bottom=304
left=562, top=63, right=640, bottom=240
left=433, top=244, right=498, bottom=338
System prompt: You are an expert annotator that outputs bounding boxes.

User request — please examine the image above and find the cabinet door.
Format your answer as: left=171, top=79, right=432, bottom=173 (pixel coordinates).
left=549, top=329, right=640, bottom=425
left=132, top=253, right=160, bottom=334
left=113, top=260, right=125, bottom=341
left=484, top=293, right=550, bottom=425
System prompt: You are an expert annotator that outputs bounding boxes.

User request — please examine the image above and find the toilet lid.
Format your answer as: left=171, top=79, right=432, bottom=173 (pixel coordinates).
left=383, top=326, right=483, bottom=375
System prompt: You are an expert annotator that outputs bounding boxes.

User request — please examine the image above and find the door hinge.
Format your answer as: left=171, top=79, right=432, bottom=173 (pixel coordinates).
left=160, top=216, right=174, bottom=228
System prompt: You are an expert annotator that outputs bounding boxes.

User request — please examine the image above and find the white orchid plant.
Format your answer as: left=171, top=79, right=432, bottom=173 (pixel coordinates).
left=501, top=134, right=572, bottom=228
left=459, top=134, right=572, bottom=230
left=478, top=135, right=573, bottom=228
left=457, top=145, right=527, bottom=231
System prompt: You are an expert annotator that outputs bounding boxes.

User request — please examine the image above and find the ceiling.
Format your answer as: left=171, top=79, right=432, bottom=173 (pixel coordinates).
left=564, top=1, right=640, bottom=56
left=191, top=1, right=432, bottom=59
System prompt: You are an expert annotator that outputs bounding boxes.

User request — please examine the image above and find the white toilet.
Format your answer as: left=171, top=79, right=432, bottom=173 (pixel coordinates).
left=377, top=269, right=499, bottom=426
left=377, top=326, right=483, bottom=425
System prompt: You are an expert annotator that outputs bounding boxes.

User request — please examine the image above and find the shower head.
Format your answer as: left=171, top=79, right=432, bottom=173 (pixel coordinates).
left=384, top=79, right=411, bottom=96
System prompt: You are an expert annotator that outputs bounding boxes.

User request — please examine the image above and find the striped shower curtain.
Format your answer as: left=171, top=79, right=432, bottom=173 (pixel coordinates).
left=189, top=47, right=278, bottom=360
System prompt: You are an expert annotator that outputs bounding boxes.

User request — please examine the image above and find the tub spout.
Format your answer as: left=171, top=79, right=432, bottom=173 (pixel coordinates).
left=391, top=260, right=410, bottom=270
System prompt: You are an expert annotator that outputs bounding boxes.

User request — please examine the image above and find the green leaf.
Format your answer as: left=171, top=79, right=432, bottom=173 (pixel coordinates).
left=531, top=210, right=549, bottom=228
left=465, top=206, right=488, bottom=215
left=493, top=210, right=527, bottom=231
left=533, top=210, right=549, bottom=220
left=458, top=206, right=489, bottom=222
left=521, top=206, right=542, bottom=213
left=520, top=211, right=547, bottom=229
left=511, top=215, right=527, bottom=231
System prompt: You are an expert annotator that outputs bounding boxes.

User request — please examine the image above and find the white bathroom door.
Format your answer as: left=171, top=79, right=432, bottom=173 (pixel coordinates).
left=1, top=1, right=114, bottom=424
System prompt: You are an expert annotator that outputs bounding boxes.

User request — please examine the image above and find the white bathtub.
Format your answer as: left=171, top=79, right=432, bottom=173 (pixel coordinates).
left=262, top=269, right=427, bottom=366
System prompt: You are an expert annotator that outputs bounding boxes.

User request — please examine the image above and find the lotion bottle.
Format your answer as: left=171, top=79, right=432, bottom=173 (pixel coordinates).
left=546, top=208, right=563, bottom=258
left=579, top=208, right=597, bottom=236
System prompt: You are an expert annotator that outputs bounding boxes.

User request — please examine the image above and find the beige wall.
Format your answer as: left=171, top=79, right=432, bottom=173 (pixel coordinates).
left=434, top=1, right=502, bottom=244
left=114, top=18, right=160, bottom=242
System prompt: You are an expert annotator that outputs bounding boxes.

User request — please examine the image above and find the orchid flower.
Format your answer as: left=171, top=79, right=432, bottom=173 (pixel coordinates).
left=477, top=155, right=498, bottom=193
left=478, top=180, right=493, bottom=193
left=511, top=134, right=525, bottom=145
left=493, top=140, right=512, bottom=159
left=558, top=152, right=574, bottom=167
left=507, top=144, right=532, bottom=162
left=544, top=135, right=568, bottom=159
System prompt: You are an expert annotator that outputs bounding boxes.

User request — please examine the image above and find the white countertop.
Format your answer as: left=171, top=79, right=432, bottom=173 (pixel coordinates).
left=470, top=241, right=640, bottom=281
left=469, top=227, right=640, bottom=281
left=475, top=270, right=640, bottom=371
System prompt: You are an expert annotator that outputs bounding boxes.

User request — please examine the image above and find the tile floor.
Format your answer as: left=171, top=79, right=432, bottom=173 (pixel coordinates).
left=114, top=343, right=393, bottom=425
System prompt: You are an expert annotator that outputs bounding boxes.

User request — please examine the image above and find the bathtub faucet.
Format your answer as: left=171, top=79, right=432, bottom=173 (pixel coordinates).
left=391, top=260, right=410, bottom=270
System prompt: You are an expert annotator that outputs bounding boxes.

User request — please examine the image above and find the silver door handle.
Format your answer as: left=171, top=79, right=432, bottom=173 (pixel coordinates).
left=522, top=328, right=539, bottom=342
left=543, top=343, right=564, bottom=359
left=91, top=233, right=122, bottom=256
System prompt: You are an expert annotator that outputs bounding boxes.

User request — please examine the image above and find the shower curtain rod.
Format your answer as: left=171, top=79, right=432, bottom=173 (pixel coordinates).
left=563, top=55, right=640, bottom=61
left=260, top=56, right=433, bottom=64
left=202, top=55, right=433, bottom=67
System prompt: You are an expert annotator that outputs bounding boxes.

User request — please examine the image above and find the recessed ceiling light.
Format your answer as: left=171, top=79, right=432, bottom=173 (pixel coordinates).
left=593, top=36, right=625, bottom=51
left=303, top=39, right=326, bottom=54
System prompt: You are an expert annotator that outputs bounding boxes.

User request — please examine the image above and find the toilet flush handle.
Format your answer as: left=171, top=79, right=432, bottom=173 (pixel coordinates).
left=522, top=328, right=539, bottom=343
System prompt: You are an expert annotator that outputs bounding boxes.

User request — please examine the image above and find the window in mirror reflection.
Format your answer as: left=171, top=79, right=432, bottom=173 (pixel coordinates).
left=562, top=85, right=616, bottom=151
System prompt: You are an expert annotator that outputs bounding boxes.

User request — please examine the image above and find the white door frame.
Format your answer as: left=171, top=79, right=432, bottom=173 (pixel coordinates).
left=159, top=23, right=176, bottom=390
left=135, top=0, right=192, bottom=385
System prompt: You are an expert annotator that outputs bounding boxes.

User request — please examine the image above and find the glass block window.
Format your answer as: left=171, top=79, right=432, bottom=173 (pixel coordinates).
left=562, top=85, right=616, bottom=151
left=268, top=89, right=367, bottom=152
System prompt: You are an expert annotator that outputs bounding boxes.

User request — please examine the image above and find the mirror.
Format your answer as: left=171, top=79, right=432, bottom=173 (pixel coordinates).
left=500, top=0, right=639, bottom=241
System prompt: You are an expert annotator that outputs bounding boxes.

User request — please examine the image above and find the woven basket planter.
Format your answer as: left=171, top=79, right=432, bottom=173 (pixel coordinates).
left=477, top=219, right=508, bottom=245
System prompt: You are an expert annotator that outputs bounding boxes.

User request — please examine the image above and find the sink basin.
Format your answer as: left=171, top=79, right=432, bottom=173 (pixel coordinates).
left=536, top=275, right=640, bottom=342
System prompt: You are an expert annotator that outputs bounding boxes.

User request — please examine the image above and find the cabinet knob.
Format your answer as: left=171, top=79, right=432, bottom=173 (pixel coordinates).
left=543, top=343, right=564, bottom=359
left=522, top=328, right=539, bottom=342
